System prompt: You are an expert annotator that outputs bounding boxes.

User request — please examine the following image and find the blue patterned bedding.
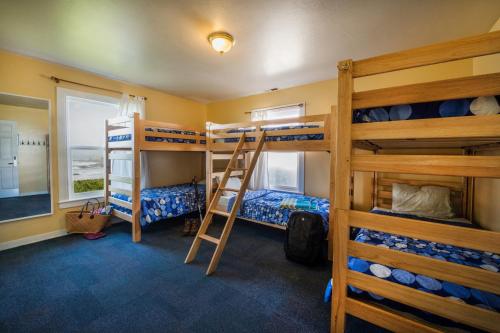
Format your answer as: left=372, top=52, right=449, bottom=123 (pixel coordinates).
left=348, top=209, right=500, bottom=321
left=108, top=128, right=206, bottom=144
left=215, top=125, right=324, bottom=143
left=111, top=183, right=205, bottom=227
left=222, top=190, right=330, bottom=231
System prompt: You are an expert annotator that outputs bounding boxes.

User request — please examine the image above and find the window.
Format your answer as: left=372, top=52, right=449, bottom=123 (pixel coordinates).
left=57, top=88, right=120, bottom=205
left=251, top=104, right=304, bottom=193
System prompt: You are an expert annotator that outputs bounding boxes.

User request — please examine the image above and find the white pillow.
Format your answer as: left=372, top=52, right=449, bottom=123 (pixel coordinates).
left=224, top=177, right=241, bottom=196
left=392, top=183, right=453, bottom=219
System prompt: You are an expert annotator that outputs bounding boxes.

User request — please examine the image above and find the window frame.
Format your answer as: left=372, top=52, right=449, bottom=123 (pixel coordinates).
left=57, top=88, right=120, bottom=207
left=251, top=103, right=305, bottom=194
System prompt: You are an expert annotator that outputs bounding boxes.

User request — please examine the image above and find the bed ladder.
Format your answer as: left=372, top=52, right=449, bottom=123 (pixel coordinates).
left=185, top=132, right=266, bottom=275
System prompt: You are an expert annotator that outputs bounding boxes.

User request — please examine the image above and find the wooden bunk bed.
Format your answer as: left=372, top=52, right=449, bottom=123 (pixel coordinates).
left=104, top=113, right=206, bottom=242
left=332, top=31, right=500, bottom=332
left=185, top=112, right=334, bottom=275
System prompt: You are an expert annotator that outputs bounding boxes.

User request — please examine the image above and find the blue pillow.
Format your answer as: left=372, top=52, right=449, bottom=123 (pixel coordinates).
left=389, top=104, right=412, bottom=120
left=368, top=108, right=389, bottom=122
left=438, top=99, right=470, bottom=117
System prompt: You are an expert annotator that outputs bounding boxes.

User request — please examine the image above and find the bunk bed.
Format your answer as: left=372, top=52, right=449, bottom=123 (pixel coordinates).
left=105, top=113, right=206, bottom=242
left=185, top=112, right=334, bottom=275
left=332, top=31, right=500, bottom=332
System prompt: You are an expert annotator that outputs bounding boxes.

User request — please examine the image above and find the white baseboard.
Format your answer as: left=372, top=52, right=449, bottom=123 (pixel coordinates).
left=0, top=229, right=67, bottom=251
left=19, top=191, right=49, bottom=197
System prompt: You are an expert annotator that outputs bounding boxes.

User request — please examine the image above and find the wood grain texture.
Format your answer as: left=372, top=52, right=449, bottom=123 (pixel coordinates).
left=348, top=271, right=500, bottom=333
left=346, top=298, right=441, bottom=333
left=352, top=154, right=500, bottom=178
left=348, top=210, right=500, bottom=254
left=352, top=30, right=500, bottom=77
left=349, top=241, right=500, bottom=295
left=352, top=115, right=500, bottom=141
left=132, top=113, right=141, bottom=242
left=352, top=72, right=500, bottom=109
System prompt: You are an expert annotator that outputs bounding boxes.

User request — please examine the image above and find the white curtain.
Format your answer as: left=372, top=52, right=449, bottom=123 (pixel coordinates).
left=249, top=110, right=269, bottom=190
left=111, top=94, right=150, bottom=190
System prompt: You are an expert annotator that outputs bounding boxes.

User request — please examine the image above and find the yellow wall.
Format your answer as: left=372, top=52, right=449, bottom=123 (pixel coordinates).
left=0, top=50, right=206, bottom=244
left=0, top=104, right=49, bottom=194
left=206, top=59, right=472, bottom=198
left=472, top=18, right=500, bottom=231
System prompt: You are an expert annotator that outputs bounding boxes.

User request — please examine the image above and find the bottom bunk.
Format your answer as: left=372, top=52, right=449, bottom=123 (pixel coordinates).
left=111, top=183, right=206, bottom=227
left=215, top=188, right=330, bottom=231
left=326, top=207, right=499, bottom=331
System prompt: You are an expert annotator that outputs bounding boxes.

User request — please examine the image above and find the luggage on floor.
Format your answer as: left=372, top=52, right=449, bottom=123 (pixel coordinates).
left=284, top=211, right=326, bottom=265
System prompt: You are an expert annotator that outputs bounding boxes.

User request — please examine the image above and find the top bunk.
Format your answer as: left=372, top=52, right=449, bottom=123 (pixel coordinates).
left=106, top=113, right=206, bottom=152
left=341, top=31, right=500, bottom=151
left=206, top=113, right=332, bottom=152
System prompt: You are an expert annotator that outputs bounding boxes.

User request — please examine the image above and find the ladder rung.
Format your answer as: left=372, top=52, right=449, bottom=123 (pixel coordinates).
left=219, top=188, right=239, bottom=192
left=210, top=209, right=231, bottom=217
left=198, top=234, right=220, bottom=245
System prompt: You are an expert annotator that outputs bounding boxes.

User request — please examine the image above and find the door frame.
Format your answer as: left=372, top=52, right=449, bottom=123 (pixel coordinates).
left=0, top=92, right=53, bottom=224
left=0, top=119, right=19, bottom=198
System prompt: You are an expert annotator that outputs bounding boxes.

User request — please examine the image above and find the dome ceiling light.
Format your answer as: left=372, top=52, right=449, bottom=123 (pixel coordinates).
left=208, top=31, right=235, bottom=54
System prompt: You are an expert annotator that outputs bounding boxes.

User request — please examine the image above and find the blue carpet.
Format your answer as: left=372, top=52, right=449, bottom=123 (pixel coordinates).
left=0, top=217, right=385, bottom=332
left=0, top=194, right=51, bottom=220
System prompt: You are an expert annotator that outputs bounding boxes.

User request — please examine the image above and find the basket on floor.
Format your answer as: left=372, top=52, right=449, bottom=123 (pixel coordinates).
left=66, top=199, right=110, bottom=233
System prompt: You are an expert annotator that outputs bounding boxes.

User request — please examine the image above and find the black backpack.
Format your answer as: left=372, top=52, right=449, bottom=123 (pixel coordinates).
left=284, top=211, right=326, bottom=265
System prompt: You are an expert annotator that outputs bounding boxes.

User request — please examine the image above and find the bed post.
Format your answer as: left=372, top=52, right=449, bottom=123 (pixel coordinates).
left=132, top=112, right=141, bottom=242
left=104, top=119, right=110, bottom=208
left=332, top=59, right=353, bottom=333
left=328, top=105, right=337, bottom=261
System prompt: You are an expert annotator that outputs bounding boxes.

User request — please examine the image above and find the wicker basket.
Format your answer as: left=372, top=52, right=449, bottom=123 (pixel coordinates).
left=66, top=199, right=110, bottom=234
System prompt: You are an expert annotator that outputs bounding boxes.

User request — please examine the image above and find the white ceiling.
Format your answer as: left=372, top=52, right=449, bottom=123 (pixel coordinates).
left=1, top=1, right=499, bottom=102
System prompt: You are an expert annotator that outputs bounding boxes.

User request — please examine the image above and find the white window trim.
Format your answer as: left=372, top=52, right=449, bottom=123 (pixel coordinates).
left=57, top=88, right=119, bottom=207
left=251, top=103, right=305, bottom=194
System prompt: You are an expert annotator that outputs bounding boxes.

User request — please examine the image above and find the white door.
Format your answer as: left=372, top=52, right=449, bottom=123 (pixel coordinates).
left=0, top=121, right=19, bottom=198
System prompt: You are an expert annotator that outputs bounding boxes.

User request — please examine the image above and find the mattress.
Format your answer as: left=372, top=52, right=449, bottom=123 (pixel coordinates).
left=347, top=209, right=499, bottom=327
left=111, top=183, right=205, bottom=227
left=215, top=124, right=324, bottom=143
left=217, top=189, right=330, bottom=231
left=108, top=128, right=206, bottom=144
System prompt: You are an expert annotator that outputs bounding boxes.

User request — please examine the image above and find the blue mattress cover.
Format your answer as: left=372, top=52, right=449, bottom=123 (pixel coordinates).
left=111, top=183, right=205, bottom=227
left=347, top=209, right=499, bottom=325
left=215, top=125, right=324, bottom=143
left=229, top=190, right=329, bottom=231
left=108, top=128, right=205, bottom=144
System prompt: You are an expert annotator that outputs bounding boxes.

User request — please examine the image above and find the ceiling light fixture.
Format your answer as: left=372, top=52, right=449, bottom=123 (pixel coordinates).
left=208, top=31, right=235, bottom=54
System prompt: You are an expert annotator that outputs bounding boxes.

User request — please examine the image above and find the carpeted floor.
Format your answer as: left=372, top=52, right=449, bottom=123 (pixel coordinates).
left=0, top=193, right=51, bottom=220
left=0, top=217, right=386, bottom=333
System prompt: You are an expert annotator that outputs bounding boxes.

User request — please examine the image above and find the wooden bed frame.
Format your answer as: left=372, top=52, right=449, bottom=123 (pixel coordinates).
left=104, top=113, right=206, bottom=242
left=205, top=112, right=334, bottom=240
left=332, top=31, right=500, bottom=332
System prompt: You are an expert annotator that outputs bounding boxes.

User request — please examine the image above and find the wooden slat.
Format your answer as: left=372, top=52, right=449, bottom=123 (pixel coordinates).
left=377, top=190, right=391, bottom=199
left=198, top=234, right=220, bottom=245
left=352, top=30, right=500, bottom=77
left=346, top=298, right=441, bottom=333
left=210, top=127, right=324, bottom=139
left=132, top=113, right=141, bottom=242
left=141, top=119, right=201, bottom=133
left=109, top=174, right=132, bottom=184
left=352, top=115, right=500, bottom=141
left=108, top=141, right=132, bottom=149
left=139, top=141, right=206, bottom=152
left=112, top=209, right=133, bottom=222
left=209, top=140, right=329, bottom=152
left=349, top=241, right=500, bottom=295
left=352, top=154, right=500, bottom=178
left=348, top=271, right=500, bottom=333
left=209, top=114, right=328, bottom=130
left=108, top=196, right=132, bottom=210
left=210, top=209, right=230, bottom=217
left=108, top=186, right=132, bottom=197
left=108, top=128, right=131, bottom=137
left=378, top=177, right=464, bottom=191
left=348, top=210, right=500, bottom=254
left=353, top=72, right=500, bottom=109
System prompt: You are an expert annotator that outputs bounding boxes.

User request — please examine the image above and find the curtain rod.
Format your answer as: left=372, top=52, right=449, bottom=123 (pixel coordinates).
left=49, top=76, right=147, bottom=100
left=243, top=102, right=305, bottom=114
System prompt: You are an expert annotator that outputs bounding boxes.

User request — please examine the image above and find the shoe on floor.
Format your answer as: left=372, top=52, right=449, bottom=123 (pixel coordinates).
left=190, top=218, right=200, bottom=236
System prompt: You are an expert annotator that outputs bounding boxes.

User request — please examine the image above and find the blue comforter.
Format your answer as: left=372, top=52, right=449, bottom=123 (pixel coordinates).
left=348, top=210, right=500, bottom=314
left=216, top=125, right=324, bottom=143
left=111, top=183, right=205, bottom=227
left=221, top=190, right=329, bottom=231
